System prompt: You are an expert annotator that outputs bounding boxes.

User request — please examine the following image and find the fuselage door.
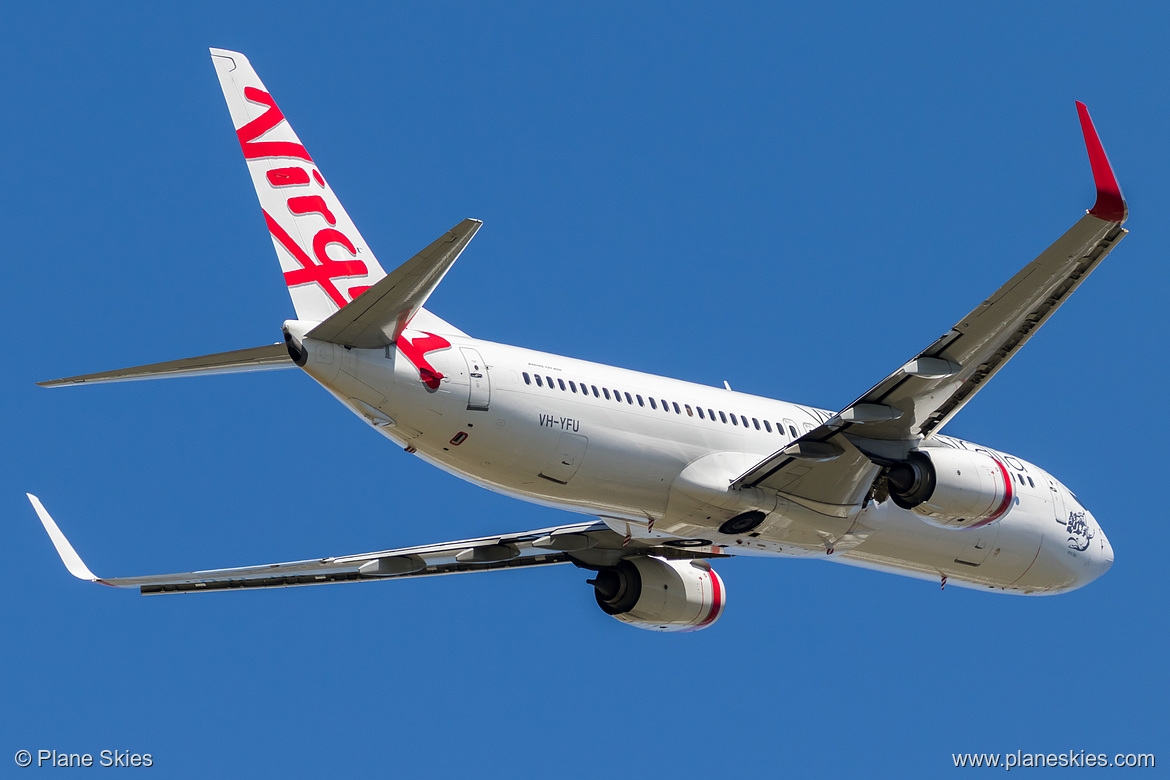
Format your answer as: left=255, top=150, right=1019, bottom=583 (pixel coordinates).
left=461, top=347, right=491, bottom=411
left=1048, top=477, right=1067, bottom=523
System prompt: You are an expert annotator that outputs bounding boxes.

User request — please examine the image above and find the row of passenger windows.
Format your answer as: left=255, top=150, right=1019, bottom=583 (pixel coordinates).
left=522, top=371, right=802, bottom=437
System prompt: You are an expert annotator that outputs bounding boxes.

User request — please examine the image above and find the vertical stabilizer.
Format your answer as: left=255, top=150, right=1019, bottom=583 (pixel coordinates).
left=210, top=49, right=387, bottom=322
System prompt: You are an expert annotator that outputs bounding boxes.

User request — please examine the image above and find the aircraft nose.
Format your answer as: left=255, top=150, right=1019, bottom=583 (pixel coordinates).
left=1021, top=505, right=1112, bottom=594
left=1077, top=509, right=1112, bottom=587
left=1098, top=525, right=1114, bottom=567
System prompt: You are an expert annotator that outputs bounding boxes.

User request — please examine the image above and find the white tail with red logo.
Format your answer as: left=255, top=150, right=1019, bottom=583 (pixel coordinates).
left=210, top=48, right=387, bottom=322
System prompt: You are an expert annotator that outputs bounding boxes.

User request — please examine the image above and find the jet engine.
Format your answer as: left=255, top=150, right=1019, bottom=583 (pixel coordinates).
left=588, top=556, right=725, bottom=632
left=885, top=448, right=1013, bottom=530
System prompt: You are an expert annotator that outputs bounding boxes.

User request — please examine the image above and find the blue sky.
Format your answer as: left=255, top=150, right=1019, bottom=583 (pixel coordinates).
left=3, top=3, right=1167, bottom=777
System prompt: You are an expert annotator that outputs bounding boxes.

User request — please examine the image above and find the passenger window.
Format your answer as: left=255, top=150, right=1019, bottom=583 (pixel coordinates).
left=719, top=411, right=727, bottom=423
left=557, top=379, right=566, bottom=391
left=1027, top=477, right=1035, bottom=487
left=741, top=415, right=749, bottom=427
left=592, top=385, right=600, bottom=398
left=764, top=420, right=772, bottom=432
left=697, top=407, right=705, bottom=420
left=603, top=388, right=611, bottom=400
left=546, top=376, right=554, bottom=388
left=730, top=414, right=739, bottom=426
left=523, top=372, right=531, bottom=385
left=685, top=404, right=693, bottom=417
left=752, top=418, right=760, bottom=430
left=649, top=398, right=657, bottom=410
left=534, top=375, right=543, bottom=387
left=672, top=402, right=681, bottom=414
left=625, top=392, right=633, bottom=404
left=789, top=425, right=798, bottom=437
left=614, top=389, right=623, bottom=402
left=569, top=380, right=577, bottom=393
left=709, top=409, right=716, bottom=421
left=636, top=394, right=644, bottom=407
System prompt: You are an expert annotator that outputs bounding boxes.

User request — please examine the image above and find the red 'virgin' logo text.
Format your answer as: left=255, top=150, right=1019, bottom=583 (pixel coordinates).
left=238, top=87, right=370, bottom=310
left=237, top=87, right=313, bottom=162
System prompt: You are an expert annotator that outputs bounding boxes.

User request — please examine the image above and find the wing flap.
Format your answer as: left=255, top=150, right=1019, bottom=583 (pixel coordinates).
left=735, top=437, right=879, bottom=517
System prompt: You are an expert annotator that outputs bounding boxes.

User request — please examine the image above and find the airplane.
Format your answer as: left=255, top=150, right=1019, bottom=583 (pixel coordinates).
left=28, top=49, right=1125, bottom=632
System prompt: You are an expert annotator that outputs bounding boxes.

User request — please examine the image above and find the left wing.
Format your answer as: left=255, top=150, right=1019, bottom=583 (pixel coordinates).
left=734, top=102, right=1128, bottom=517
left=28, top=495, right=721, bottom=595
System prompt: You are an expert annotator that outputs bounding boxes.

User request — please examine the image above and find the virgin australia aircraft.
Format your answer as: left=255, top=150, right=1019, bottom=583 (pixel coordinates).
left=29, top=49, right=1126, bottom=631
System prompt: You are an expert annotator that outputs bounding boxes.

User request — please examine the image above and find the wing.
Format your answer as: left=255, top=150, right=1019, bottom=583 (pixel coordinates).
left=734, top=102, right=1128, bottom=517
left=28, top=495, right=723, bottom=595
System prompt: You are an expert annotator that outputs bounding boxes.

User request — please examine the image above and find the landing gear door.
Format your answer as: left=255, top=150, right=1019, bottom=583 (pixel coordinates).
left=461, top=347, right=490, bottom=411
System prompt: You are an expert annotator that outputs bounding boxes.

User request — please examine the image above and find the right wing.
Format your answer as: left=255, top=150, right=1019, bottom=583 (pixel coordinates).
left=734, top=102, right=1128, bottom=516
left=28, top=495, right=722, bottom=595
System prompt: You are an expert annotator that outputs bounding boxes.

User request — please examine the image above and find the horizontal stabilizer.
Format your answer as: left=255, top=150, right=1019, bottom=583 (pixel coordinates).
left=306, top=219, right=482, bottom=348
left=38, top=343, right=293, bottom=387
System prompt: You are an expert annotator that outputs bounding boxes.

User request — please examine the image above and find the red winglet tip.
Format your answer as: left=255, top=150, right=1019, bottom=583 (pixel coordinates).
left=1076, top=101, right=1127, bottom=223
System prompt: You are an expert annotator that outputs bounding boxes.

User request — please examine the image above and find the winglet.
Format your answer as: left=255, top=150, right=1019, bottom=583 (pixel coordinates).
left=1076, top=101, right=1127, bottom=224
left=27, top=494, right=103, bottom=583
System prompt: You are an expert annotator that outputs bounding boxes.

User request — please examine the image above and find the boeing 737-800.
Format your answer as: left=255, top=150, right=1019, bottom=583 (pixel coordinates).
left=28, top=49, right=1124, bottom=631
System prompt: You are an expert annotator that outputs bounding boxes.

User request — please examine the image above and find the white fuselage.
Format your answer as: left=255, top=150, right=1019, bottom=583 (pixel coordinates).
left=293, top=323, right=1113, bottom=596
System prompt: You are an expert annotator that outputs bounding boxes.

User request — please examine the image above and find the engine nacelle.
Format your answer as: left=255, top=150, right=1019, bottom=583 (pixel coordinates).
left=588, top=556, right=726, bottom=632
left=885, top=448, right=1013, bottom=530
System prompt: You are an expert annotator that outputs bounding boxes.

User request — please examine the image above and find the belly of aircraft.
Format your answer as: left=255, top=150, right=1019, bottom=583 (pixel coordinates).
left=305, top=339, right=1057, bottom=595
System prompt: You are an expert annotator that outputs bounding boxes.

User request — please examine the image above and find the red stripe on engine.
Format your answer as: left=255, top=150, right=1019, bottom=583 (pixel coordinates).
left=693, top=569, right=724, bottom=629
left=969, top=455, right=1014, bottom=528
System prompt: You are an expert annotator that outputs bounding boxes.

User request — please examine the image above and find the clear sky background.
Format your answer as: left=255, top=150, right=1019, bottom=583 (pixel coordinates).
left=2, top=3, right=1167, bottom=777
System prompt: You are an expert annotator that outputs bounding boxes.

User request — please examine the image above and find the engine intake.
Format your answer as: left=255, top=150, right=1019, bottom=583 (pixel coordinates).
left=588, top=556, right=725, bottom=632
left=885, top=448, right=1013, bottom=530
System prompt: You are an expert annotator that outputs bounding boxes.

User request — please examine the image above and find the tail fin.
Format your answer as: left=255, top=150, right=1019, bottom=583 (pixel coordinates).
left=210, top=49, right=387, bottom=322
